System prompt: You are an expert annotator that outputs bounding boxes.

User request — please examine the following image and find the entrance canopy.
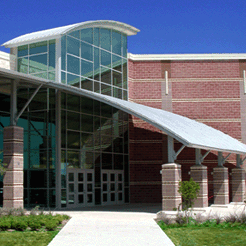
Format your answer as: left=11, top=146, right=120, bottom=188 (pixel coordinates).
left=1, top=67, right=246, bottom=155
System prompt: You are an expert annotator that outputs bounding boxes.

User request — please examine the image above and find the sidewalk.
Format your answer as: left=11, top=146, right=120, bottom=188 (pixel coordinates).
left=48, top=204, right=174, bottom=246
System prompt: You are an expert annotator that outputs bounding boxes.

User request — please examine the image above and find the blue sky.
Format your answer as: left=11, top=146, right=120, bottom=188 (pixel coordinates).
left=1, top=0, right=246, bottom=54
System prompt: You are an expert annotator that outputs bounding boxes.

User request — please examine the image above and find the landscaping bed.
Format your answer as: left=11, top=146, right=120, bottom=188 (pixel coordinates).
left=157, top=211, right=246, bottom=246
left=0, top=207, right=70, bottom=246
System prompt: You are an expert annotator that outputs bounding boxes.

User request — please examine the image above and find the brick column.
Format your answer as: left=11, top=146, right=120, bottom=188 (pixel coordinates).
left=162, top=163, right=182, bottom=211
left=3, top=126, right=24, bottom=208
left=232, top=167, right=245, bottom=203
left=213, top=167, right=229, bottom=205
left=190, top=165, right=208, bottom=207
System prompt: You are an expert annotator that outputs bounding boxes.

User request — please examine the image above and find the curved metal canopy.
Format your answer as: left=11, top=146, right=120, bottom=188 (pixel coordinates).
left=2, top=20, right=140, bottom=48
left=0, top=67, right=246, bottom=155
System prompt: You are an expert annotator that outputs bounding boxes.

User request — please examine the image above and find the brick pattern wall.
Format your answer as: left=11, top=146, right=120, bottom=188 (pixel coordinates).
left=128, top=58, right=243, bottom=204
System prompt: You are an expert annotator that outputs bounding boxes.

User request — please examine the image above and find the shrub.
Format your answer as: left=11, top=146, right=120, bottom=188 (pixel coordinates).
left=178, top=178, right=200, bottom=211
left=0, top=217, right=11, bottom=231
left=156, top=211, right=172, bottom=225
left=45, top=220, right=58, bottom=231
left=28, top=218, right=42, bottom=231
left=11, top=218, right=28, bottom=231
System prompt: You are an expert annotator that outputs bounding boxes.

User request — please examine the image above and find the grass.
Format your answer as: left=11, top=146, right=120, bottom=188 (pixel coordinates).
left=163, top=227, right=246, bottom=246
left=0, top=231, right=59, bottom=246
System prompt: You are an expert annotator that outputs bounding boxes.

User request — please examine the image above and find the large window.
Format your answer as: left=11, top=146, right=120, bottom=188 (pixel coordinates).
left=61, top=28, right=128, bottom=100
left=60, top=92, right=129, bottom=207
left=17, top=40, right=56, bottom=81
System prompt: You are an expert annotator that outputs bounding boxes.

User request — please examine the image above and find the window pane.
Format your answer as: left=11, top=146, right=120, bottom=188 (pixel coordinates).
left=102, top=153, right=112, bottom=169
left=67, top=73, right=80, bottom=88
left=29, top=54, right=47, bottom=73
left=81, top=114, right=93, bottom=132
left=67, top=151, right=80, bottom=168
left=101, top=50, right=111, bottom=68
left=69, top=30, right=80, bottom=39
left=112, top=31, right=121, bottom=55
left=48, top=72, right=55, bottom=81
left=61, top=36, right=66, bottom=71
left=101, top=67, right=111, bottom=85
left=81, top=41, right=93, bottom=61
left=67, top=55, right=80, bottom=75
left=67, top=112, right=80, bottom=130
left=81, top=59, right=93, bottom=78
left=123, top=59, right=127, bottom=89
left=81, top=77, right=93, bottom=91
left=81, top=28, right=93, bottom=44
left=61, top=72, right=66, bottom=84
left=112, top=55, right=121, bottom=72
left=93, top=28, right=99, bottom=46
left=94, top=47, right=99, bottom=76
left=122, top=35, right=127, bottom=58
left=18, top=57, right=28, bottom=73
left=49, top=40, right=56, bottom=70
left=81, top=151, right=94, bottom=169
left=113, top=70, right=122, bottom=87
left=67, top=131, right=80, bottom=149
left=94, top=81, right=100, bottom=93
left=101, top=83, right=111, bottom=96
left=100, top=29, right=111, bottom=51
left=81, top=96, right=93, bottom=114
left=113, top=87, right=122, bottom=99
left=33, top=72, right=47, bottom=79
left=67, top=94, right=80, bottom=111
left=67, top=36, right=80, bottom=57
left=18, top=45, right=28, bottom=57
left=81, top=132, right=93, bottom=151
left=30, top=41, right=47, bottom=55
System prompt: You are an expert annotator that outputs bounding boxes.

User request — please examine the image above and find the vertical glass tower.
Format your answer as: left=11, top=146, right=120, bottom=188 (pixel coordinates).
left=1, top=21, right=139, bottom=208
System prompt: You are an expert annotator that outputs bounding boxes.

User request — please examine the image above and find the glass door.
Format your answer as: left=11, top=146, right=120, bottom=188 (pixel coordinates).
left=67, top=169, right=94, bottom=208
left=101, top=170, right=124, bottom=205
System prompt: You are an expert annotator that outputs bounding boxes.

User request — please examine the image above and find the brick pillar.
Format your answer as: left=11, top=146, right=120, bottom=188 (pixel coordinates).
left=213, top=167, right=229, bottom=205
left=3, top=126, right=24, bottom=208
left=162, top=163, right=182, bottom=211
left=232, top=167, right=245, bottom=203
left=190, top=165, right=208, bottom=207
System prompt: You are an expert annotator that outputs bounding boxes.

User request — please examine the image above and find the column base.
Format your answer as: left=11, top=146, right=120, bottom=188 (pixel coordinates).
left=232, top=167, right=245, bottom=203
left=213, top=167, right=229, bottom=205
left=190, top=165, right=208, bottom=207
left=162, top=163, right=182, bottom=211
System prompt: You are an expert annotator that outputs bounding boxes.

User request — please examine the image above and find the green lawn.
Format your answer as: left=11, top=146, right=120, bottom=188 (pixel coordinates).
left=163, top=227, right=246, bottom=246
left=0, top=231, right=59, bottom=246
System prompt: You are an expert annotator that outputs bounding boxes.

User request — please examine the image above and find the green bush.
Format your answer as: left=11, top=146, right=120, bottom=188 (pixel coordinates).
left=45, top=220, right=58, bottom=231
left=0, top=217, right=11, bottom=231
left=178, top=178, right=200, bottom=211
left=11, top=218, right=28, bottom=231
left=28, top=218, right=42, bottom=231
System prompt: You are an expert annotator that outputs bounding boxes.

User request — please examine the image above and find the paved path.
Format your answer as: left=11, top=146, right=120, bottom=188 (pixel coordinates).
left=48, top=205, right=174, bottom=246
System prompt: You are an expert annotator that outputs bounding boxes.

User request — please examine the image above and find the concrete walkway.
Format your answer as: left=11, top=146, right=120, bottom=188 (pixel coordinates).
left=48, top=204, right=174, bottom=246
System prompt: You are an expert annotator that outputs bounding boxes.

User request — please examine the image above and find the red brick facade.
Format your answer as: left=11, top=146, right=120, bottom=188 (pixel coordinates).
left=128, top=58, right=245, bottom=204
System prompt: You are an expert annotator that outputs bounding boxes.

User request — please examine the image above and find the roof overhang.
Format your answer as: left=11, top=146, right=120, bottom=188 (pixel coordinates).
left=0, top=67, right=246, bottom=155
left=2, top=20, right=140, bottom=48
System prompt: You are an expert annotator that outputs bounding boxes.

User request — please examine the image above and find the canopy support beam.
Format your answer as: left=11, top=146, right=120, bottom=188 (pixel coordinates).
left=168, top=135, right=185, bottom=163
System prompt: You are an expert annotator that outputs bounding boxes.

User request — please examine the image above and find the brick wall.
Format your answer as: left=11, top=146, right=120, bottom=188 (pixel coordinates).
left=128, top=58, right=242, bottom=204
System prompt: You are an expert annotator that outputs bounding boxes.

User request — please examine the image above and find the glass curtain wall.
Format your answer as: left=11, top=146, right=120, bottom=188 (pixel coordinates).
left=0, top=93, right=11, bottom=207
left=61, top=92, right=129, bottom=207
left=17, top=40, right=56, bottom=81
left=61, top=28, right=128, bottom=100
left=17, top=88, right=56, bottom=208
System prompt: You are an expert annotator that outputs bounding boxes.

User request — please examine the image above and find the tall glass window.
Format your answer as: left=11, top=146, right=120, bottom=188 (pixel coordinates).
left=60, top=92, right=129, bottom=207
left=61, top=28, right=128, bottom=100
left=17, top=40, right=56, bottom=81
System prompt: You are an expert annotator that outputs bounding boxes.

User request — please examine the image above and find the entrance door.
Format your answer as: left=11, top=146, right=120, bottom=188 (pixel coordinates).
left=101, top=170, right=124, bottom=205
left=67, top=169, right=94, bottom=208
